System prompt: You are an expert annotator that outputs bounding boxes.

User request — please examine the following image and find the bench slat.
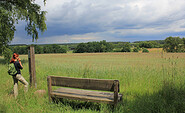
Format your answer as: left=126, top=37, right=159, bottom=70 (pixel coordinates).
left=51, top=88, right=122, bottom=104
left=50, top=76, right=117, bottom=91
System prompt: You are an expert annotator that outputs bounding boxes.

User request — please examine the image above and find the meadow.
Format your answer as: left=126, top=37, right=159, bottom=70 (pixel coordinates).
left=0, top=52, right=185, bottom=113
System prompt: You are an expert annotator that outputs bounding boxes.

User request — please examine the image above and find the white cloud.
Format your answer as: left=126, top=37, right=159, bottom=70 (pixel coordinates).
left=40, top=0, right=185, bottom=23
left=11, top=0, right=185, bottom=44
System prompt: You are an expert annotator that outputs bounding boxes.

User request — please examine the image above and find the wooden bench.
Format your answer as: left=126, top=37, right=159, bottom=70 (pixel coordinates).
left=47, top=76, right=122, bottom=106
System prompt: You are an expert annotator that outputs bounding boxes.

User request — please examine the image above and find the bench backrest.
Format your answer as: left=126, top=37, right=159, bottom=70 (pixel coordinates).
left=48, top=76, right=119, bottom=92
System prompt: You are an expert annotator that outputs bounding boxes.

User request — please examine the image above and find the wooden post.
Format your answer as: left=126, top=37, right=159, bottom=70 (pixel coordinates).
left=28, top=46, right=37, bottom=88
left=114, top=80, right=119, bottom=106
left=47, top=76, right=52, bottom=102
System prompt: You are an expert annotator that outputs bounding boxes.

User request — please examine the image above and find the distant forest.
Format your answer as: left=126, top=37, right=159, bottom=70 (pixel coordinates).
left=2, top=37, right=185, bottom=55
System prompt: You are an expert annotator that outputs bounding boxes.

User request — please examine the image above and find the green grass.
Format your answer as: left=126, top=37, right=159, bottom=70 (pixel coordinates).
left=0, top=52, right=185, bottom=113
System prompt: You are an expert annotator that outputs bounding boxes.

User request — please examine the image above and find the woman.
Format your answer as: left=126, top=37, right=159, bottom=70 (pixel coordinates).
left=10, top=53, right=29, bottom=98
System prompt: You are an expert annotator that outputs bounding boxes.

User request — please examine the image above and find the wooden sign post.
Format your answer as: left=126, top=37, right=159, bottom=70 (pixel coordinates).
left=28, top=46, right=37, bottom=88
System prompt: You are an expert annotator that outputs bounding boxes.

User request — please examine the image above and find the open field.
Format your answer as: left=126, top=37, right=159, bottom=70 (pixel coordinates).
left=0, top=52, right=185, bottom=113
left=145, top=48, right=163, bottom=53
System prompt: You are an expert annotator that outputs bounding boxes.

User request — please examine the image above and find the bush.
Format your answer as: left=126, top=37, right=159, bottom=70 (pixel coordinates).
left=2, top=48, right=13, bottom=63
left=121, top=42, right=131, bottom=52
left=142, top=48, right=149, bottom=53
left=133, top=48, right=139, bottom=52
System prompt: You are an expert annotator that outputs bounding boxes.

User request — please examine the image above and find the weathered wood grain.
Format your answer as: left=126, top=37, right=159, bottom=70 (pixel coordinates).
left=47, top=76, right=122, bottom=105
left=51, top=88, right=122, bottom=104
left=53, top=87, right=122, bottom=100
left=50, top=76, right=118, bottom=91
left=114, top=80, right=119, bottom=106
left=28, top=46, right=36, bottom=88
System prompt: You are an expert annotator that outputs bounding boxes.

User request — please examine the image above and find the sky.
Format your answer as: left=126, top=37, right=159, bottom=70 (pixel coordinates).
left=11, top=0, right=185, bottom=44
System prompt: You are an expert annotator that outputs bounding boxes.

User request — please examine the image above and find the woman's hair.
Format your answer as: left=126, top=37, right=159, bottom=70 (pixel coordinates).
left=10, top=53, right=19, bottom=63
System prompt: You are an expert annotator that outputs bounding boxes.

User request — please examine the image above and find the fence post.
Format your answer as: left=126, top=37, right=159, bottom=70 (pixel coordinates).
left=28, top=46, right=37, bottom=88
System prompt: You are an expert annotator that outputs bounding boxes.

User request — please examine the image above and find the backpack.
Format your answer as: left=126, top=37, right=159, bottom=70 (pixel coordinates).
left=8, top=63, right=17, bottom=76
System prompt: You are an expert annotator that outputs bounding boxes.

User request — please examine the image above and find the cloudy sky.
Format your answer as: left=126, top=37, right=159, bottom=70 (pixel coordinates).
left=11, top=0, right=185, bottom=44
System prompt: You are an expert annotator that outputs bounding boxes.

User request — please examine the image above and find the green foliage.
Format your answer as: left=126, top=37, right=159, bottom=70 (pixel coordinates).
left=121, top=42, right=131, bottom=52
left=0, top=0, right=47, bottom=53
left=43, top=44, right=67, bottom=53
left=34, top=45, right=43, bottom=54
left=2, top=47, right=12, bottom=63
left=10, top=44, right=67, bottom=54
left=0, top=9, right=15, bottom=51
left=74, top=40, right=113, bottom=53
left=138, top=41, right=161, bottom=48
left=183, top=38, right=185, bottom=44
left=52, top=44, right=67, bottom=53
left=163, top=36, right=184, bottom=52
left=142, top=48, right=149, bottom=53
left=134, top=40, right=164, bottom=44
left=133, top=48, right=139, bottom=52
left=182, top=38, right=185, bottom=52
left=134, top=40, right=164, bottom=48
left=11, top=46, right=28, bottom=54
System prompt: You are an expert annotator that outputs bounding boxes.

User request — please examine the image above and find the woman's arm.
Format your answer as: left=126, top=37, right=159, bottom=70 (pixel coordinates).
left=18, top=58, right=23, bottom=69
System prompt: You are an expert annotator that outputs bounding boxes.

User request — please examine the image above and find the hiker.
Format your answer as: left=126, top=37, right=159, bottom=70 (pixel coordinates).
left=10, top=53, right=29, bottom=98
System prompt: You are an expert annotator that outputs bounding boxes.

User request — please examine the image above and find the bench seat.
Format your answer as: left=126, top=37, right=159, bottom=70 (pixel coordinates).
left=47, top=76, right=122, bottom=105
left=51, top=87, right=122, bottom=104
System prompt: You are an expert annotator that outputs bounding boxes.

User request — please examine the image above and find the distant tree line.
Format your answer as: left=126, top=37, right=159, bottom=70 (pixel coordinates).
left=1, top=37, right=184, bottom=61
left=137, top=41, right=162, bottom=48
left=133, top=40, right=165, bottom=44
left=9, top=44, right=67, bottom=54
left=73, top=40, right=114, bottom=53
left=119, top=42, right=149, bottom=53
left=73, top=40, right=151, bottom=53
left=73, top=37, right=185, bottom=53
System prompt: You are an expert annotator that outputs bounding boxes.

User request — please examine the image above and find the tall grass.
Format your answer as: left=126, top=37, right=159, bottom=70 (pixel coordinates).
left=0, top=52, right=184, bottom=113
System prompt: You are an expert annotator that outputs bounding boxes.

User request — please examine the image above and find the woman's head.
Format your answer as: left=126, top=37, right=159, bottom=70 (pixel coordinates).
left=13, top=53, right=19, bottom=59
left=10, top=53, right=19, bottom=63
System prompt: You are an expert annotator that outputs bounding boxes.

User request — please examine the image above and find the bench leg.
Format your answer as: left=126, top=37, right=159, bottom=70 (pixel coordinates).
left=114, top=80, right=119, bottom=106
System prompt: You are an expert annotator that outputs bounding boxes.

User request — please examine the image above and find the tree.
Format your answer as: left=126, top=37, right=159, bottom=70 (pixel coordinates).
left=182, top=38, right=185, bottom=52
left=74, top=43, right=87, bottom=53
left=139, top=41, right=154, bottom=48
left=74, top=40, right=114, bottom=53
left=43, top=45, right=53, bottom=53
left=163, top=37, right=183, bottom=52
left=182, top=38, right=185, bottom=45
left=100, top=40, right=113, bottom=52
left=2, top=47, right=12, bottom=63
left=51, top=44, right=66, bottom=53
left=34, top=45, right=43, bottom=54
left=0, top=0, right=47, bottom=53
left=121, top=42, right=131, bottom=52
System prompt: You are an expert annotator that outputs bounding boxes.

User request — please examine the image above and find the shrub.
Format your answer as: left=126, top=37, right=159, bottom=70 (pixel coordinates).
left=133, top=48, right=139, bottom=52
left=142, top=48, right=149, bottom=53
